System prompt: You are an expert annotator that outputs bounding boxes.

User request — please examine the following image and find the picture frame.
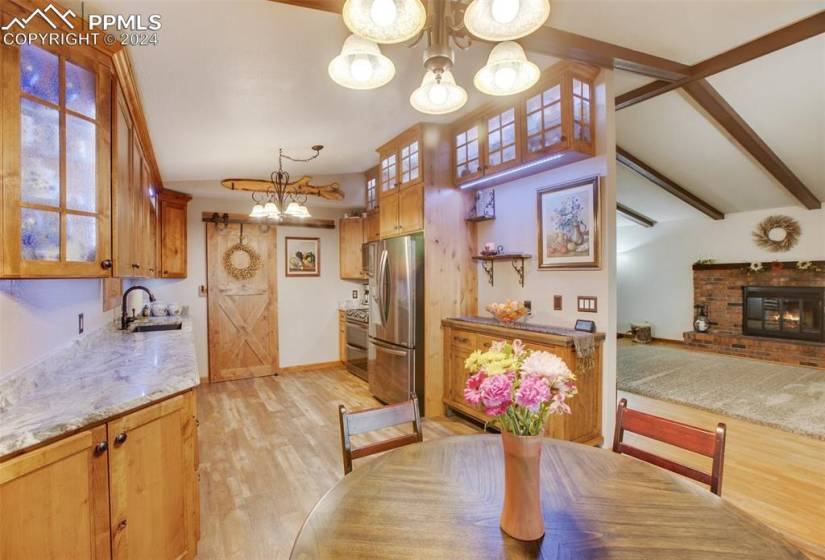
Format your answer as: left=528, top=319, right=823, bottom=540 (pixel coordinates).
left=537, top=176, right=601, bottom=270
left=285, top=237, right=320, bottom=277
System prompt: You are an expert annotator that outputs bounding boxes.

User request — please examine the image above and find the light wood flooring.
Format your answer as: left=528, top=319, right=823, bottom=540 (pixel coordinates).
left=196, top=367, right=824, bottom=559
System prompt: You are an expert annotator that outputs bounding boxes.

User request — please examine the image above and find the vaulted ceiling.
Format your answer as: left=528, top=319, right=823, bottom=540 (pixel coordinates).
left=67, top=1, right=824, bottom=218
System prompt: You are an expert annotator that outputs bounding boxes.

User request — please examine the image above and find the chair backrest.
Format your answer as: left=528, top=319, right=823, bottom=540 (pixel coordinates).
left=338, top=396, right=423, bottom=475
left=612, top=398, right=727, bottom=496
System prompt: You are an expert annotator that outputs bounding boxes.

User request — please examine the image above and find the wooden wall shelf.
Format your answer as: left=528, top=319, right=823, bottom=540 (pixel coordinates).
left=466, top=215, right=495, bottom=223
left=472, top=254, right=532, bottom=287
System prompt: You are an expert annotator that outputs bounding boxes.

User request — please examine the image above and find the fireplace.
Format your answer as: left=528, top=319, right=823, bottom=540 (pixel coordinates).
left=743, top=286, right=825, bottom=342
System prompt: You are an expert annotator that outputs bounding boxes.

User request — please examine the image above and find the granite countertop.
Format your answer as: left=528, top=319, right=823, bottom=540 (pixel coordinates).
left=445, top=316, right=606, bottom=341
left=0, top=318, right=200, bottom=459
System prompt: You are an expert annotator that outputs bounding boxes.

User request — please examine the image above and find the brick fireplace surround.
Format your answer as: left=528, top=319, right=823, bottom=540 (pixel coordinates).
left=684, top=261, right=825, bottom=368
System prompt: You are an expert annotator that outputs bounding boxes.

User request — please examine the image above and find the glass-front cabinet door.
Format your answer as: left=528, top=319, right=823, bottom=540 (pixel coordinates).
left=378, top=149, right=398, bottom=196
left=398, top=138, right=420, bottom=189
left=484, top=105, right=519, bottom=174
left=523, top=77, right=565, bottom=160
left=453, top=117, right=482, bottom=186
left=1, top=43, right=112, bottom=277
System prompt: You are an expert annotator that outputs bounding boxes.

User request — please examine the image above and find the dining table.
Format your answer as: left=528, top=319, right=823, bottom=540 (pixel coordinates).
left=290, top=435, right=805, bottom=559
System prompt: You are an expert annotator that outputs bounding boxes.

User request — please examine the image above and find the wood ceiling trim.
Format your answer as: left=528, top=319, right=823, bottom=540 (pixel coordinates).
left=682, top=80, right=821, bottom=210
left=617, top=12, right=825, bottom=109
left=617, top=203, right=656, bottom=228
left=269, top=0, right=344, bottom=13
left=616, top=146, right=725, bottom=220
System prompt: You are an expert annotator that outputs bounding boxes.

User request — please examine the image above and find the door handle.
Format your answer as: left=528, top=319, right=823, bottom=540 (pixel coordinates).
left=377, top=249, right=389, bottom=326
left=372, top=340, right=409, bottom=357
left=345, top=343, right=366, bottom=352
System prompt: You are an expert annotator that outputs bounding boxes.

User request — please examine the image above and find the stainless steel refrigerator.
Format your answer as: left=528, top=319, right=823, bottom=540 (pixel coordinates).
left=364, top=234, right=424, bottom=412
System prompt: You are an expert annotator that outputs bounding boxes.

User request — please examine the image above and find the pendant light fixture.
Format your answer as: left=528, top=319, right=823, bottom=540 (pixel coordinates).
left=473, top=41, right=539, bottom=96
left=463, top=0, right=550, bottom=42
left=410, top=70, right=467, bottom=115
left=328, top=34, right=396, bottom=90
left=342, top=0, right=427, bottom=44
left=247, top=147, right=324, bottom=221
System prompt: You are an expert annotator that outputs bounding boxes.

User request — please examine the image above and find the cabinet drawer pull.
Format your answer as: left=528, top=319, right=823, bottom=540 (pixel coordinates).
left=114, top=432, right=128, bottom=445
left=100, top=259, right=113, bottom=270
left=453, top=336, right=470, bottom=344
left=94, top=441, right=108, bottom=455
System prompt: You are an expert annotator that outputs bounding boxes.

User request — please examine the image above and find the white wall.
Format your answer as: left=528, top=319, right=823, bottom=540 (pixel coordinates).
left=0, top=279, right=112, bottom=376
left=475, top=71, right=618, bottom=442
left=132, top=195, right=364, bottom=378
left=617, top=206, right=825, bottom=340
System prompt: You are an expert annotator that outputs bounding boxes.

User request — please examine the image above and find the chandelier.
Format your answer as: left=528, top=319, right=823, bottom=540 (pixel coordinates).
left=328, top=0, right=549, bottom=115
left=248, top=146, right=324, bottom=220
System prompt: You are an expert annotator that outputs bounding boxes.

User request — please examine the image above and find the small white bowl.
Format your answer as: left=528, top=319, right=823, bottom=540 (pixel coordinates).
left=150, top=302, right=168, bottom=317
left=167, top=303, right=182, bottom=316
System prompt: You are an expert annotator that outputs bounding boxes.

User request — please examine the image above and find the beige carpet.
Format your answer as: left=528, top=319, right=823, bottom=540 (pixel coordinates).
left=617, top=343, right=825, bottom=440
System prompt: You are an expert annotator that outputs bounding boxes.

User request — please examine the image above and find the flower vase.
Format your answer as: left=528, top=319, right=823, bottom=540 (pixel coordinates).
left=500, top=431, right=544, bottom=541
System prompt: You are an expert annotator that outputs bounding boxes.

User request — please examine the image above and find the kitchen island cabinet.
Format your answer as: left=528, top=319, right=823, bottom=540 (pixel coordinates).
left=442, top=317, right=605, bottom=446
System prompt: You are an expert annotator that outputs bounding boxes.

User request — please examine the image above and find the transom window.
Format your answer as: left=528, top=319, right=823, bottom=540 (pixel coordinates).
left=19, top=44, right=99, bottom=263
left=525, top=84, right=561, bottom=154
left=487, top=108, right=517, bottom=167
left=455, top=126, right=480, bottom=179
left=400, top=140, right=419, bottom=184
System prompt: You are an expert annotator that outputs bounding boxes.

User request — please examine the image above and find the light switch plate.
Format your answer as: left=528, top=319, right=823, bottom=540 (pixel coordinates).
left=553, top=295, right=562, bottom=311
left=577, top=296, right=598, bottom=313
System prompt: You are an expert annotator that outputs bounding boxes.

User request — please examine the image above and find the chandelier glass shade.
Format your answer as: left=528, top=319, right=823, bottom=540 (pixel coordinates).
left=473, top=41, right=540, bottom=96
left=409, top=70, right=467, bottom=114
left=342, top=0, right=427, bottom=44
left=328, top=34, right=396, bottom=90
left=463, top=0, right=550, bottom=41
left=248, top=147, right=325, bottom=221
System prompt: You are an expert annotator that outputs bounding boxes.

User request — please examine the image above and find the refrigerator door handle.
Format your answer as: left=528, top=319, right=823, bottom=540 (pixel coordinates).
left=371, top=339, right=409, bottom=357
left=378, top=249, right=390, bottom=326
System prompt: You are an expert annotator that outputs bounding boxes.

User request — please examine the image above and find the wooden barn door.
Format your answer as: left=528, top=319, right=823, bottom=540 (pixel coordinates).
left=207, top=222, right=278, bottom=382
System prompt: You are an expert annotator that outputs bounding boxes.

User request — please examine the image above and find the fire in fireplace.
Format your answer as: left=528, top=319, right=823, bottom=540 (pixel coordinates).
left=742, top=286, right=825, bottom=342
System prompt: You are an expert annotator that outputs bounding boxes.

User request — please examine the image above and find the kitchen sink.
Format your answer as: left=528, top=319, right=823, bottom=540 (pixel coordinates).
left=131, top=322, right=183, bottom=332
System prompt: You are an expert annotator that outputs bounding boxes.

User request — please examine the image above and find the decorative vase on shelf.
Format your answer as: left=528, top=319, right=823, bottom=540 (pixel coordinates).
left=500, top=431, right=544, bottom=541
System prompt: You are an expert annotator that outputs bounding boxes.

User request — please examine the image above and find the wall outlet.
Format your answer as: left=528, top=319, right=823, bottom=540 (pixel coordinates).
left=523, top=300, right=532, bottom=314
left=198, top=285, right=208, bottom=297
left=78, top=313, right=84, bottom=335
left=577, top=296, right=598, bottom=313
left=553, top=295, right=562, bottom=311
left=352, top=290, right=359, bottom=299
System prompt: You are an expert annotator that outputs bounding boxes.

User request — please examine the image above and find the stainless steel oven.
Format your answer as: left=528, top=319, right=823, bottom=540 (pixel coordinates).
left=344, top=309, right=368, bottom=381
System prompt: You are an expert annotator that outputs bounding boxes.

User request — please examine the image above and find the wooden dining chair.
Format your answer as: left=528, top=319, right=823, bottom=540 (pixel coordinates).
left=338, top=396, right=423, bottom=475
left=612, top=398, right=727, bottom=496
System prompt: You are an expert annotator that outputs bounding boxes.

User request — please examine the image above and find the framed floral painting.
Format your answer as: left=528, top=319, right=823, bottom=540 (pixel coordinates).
left=537, top=176, right=601, bottom=270
left=285, top=237, right=320, bottom=277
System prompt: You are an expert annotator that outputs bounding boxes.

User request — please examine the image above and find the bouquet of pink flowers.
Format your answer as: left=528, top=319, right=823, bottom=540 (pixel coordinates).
left=463, top=339, right=577, bottom=436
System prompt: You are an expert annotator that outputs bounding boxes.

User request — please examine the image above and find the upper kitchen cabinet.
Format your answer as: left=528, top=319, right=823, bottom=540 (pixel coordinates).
left=376, top=125, right=431, bottom=239
left=339, top=216, right=366, bottom=281
left=0, top=42, right=113, bottom=278
left=452, top=61, right=599, bottom=189
left=377, top=124, right=424, bottom=198
left=157, top=189, right=191, bottom=278
left=364, top=165, right=380, bottom=242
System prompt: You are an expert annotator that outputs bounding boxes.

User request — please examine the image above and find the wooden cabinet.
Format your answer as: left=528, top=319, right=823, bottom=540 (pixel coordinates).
left=376, top=126, right=426, bottom=239
left=379, top=192, right=400, bottom=238
left=0, top=42, right=113, bottom=278
left=365, top=165, right=378, bottom=213
left=108, top=394, right=197, bottom=560
left=364, top=211, right=380, bottom=242
left=339, top=216, right=366, bottom=280
left=398, top=183, right=424, bottom=233
left=0, top=427, right=111, bottom=560
left=378, top=149, right=398, bottom=197
left=338, top=310, right=346, bottom=363
left=441, top=320, right=604, bottom=446
left=0, top=390, right=199, bottom=560
left=158, top=190, right=191, bottom=278
left=452, top=61, right=598, bottom=189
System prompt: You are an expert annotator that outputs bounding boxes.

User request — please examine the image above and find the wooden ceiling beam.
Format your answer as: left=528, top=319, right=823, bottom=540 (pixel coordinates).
left=617, top=203, right=656, bottom=228
left=270, top=0, right=344, bottom=13
left=520, top=27, right=690, bottom=81
left=617, top=12, right=825, bottom=109
left=616, top=146, right=725, bottom=220
left=682, top=80, right=821, bottom=210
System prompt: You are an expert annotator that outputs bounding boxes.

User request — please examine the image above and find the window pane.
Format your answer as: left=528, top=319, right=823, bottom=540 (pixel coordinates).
left=526, top=111, right=541, bottom=136
left=65, top=61, right=96, bottom=119
left=544, top=127, right=562, bottom=146
left=66, top=115, right=97, bottom=212
left=456, top=131, right=466, bottom=145
left=502, top=123, right=515, bottom=146
left=527, top=134, right=542, bottom=152
left=21, top=98, right=60, bottom=207
left=573, top=78, right=582, bottom=97
left=467, top=127, right=477, bottom=141
left=574, top=123, right=582, bottom=140
left=456, top=146, right=466, bottom=164
left=402, top=171, right=410, bottom=183
left=543, top=85, right=560, bottom=105
left=402, top=156, right=410, bottom=173
left=467, top=159, right=479, bottom=174
left=468, top=139, right=478, bottom=160
left=401, top=145, right=409, bottom=157
left=410, top=141, right=418, bottom=154
left=527, top=94, right=541, bottom=113
left=489, top=151, right=501, bottom=166
left=488, top=114, right=500, bottom=130
left=66, top=214, right=97, bottom=262
left=574, top=98, right=581, bottom=121
left=20, top=45, right=59, bottom=105
left=503, top=144, right=516, bottom=162
left=488, top=130, right=501, bottom=152
left=502, top=108, right=515, bottom=125
left=582, top=100, right=591, bottom=124
left=543, top=103, right=561, bottom=129
left=582, top=82, right=590, bottom=100
left=21, top=208, right=60, bottom=261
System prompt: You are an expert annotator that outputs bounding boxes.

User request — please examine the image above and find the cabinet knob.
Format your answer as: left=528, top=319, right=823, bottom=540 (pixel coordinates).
left=94, top=441, right=108, bottom=455
left=100, top=259, right=113, bottom=270
left=114, top=432, right=128, bottom=445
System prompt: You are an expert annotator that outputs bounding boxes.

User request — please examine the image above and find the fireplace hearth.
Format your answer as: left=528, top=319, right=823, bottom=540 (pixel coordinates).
left=743, top=286, right=825, bottom=343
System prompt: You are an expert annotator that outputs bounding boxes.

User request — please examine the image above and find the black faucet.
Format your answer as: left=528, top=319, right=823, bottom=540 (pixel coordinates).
left=121, top=286, right=156, bottom=330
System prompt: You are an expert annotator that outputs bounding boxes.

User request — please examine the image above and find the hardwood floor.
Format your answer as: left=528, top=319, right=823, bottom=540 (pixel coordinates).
left=196, top=368, right=478, bottom=559
left=195, top=368, right=823, bottom=559
left=619, top=390, right=825, bottom=559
